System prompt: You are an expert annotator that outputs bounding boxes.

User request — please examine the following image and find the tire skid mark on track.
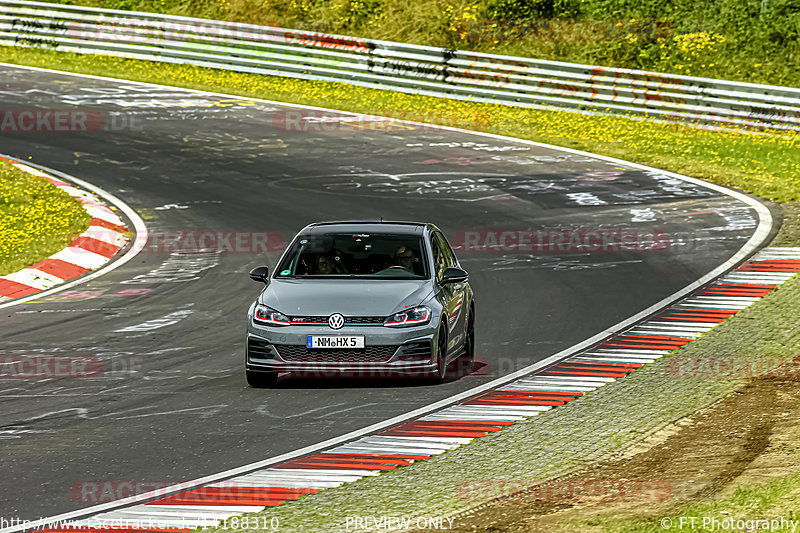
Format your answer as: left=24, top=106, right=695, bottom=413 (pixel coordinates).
left=24, top=247, right=800, bottom=532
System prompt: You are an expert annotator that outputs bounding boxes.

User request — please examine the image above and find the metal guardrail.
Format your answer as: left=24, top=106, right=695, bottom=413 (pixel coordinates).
left=1, top=0, right=798, bottom=131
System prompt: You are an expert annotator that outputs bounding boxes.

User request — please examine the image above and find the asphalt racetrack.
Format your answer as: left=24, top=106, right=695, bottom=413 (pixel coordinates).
left=0, top=64, right=772, bottom=520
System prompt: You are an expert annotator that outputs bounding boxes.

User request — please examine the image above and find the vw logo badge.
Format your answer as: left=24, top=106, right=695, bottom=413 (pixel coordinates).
left=328, top=313, right=345, bottom=330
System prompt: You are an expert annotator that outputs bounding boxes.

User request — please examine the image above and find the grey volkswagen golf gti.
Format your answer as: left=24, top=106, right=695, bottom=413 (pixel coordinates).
left=245, top=221, right=475, bottom=387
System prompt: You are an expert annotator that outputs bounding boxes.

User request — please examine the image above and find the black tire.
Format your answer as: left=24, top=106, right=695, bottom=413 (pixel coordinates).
left=462, top=307, right=475, bottom=365
left=246, top=369, right=278, bottom=388
left=428, top=323, right=448, bottom=383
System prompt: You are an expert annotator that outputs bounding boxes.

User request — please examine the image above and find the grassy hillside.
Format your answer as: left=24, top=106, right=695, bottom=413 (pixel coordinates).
left=48, top=0, right=800, bottom=87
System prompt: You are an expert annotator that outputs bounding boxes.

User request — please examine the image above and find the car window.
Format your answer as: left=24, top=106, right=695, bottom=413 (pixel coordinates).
left=431, top=233, right=448, bottom=281
left=441, top=233, right=459, bottom=267
left=433, top=232, right=455, bottom=270
left=275, top=232, right=429, bottom=279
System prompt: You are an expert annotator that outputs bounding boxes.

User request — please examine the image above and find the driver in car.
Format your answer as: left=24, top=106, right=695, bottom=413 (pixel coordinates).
left=316, top=254, right=335, bottom=275
left=393, top=246, right=418, bottom=272
left=316, top=252, right=348, bottom=274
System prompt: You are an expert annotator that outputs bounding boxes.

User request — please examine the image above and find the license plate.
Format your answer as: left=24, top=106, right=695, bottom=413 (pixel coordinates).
left=307, top=335, right=365, bottom=349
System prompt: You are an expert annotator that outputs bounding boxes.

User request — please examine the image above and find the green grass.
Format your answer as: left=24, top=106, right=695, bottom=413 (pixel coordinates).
left=0, top=159, right=91, bottom=276
left=42, top=0, right=800, bottom=88
left=584, top=474, right=800, bottom=532
left=2, top=46, right=800, bottom=203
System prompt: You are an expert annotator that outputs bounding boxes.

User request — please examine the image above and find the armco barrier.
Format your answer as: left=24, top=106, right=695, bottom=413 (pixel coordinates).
left=1, top=0, right=799, bottom=131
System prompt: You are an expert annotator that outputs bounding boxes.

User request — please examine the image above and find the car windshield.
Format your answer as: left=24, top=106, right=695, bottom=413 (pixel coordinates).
left=275, top=232, right=429, bottom=279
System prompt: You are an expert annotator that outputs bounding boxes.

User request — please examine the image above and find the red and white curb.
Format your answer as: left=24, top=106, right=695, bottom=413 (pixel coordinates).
left=26, top=247, right=800, bottom=531
left=0, top=156, right=129, bottom=303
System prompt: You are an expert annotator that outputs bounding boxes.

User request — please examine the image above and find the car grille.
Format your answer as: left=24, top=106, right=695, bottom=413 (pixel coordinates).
left=345, top=316, right=386, bottom=325
left=289, top=316, right=385, bottom=326
left=276, top=345, right=399, bottom=363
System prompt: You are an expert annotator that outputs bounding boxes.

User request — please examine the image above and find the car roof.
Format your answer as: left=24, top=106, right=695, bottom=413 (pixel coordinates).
left=301, top=221, right=430, bottom=236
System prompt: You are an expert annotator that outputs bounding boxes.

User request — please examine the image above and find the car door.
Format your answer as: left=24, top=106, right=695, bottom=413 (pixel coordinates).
left=432, top=231, right=466, bottom=355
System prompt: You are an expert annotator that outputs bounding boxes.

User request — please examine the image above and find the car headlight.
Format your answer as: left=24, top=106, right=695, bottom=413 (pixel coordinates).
left=384, top=306, right=431, bottom=327
left=254, top=304, right=290, bottom=326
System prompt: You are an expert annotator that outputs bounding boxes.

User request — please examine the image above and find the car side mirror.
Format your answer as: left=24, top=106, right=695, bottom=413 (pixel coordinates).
left=249, top=266, right=270, bottom=284
left=441, top=267, right=468, bottom=284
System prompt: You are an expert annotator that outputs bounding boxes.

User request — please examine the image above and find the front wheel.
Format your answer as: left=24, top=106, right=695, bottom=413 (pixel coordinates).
left=462, top=307, right=475, bottom=365
left=427, top=324, right=448, bottom=383
left=246, top=369, right=278, bottom=388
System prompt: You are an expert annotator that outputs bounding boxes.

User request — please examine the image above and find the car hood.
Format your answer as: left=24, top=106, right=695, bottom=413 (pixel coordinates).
left=259, top=279, right=434, bottom=317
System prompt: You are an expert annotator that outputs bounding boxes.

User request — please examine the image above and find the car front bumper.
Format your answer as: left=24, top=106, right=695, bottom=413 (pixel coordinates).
left=245, top=319, right=439, bottom=377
